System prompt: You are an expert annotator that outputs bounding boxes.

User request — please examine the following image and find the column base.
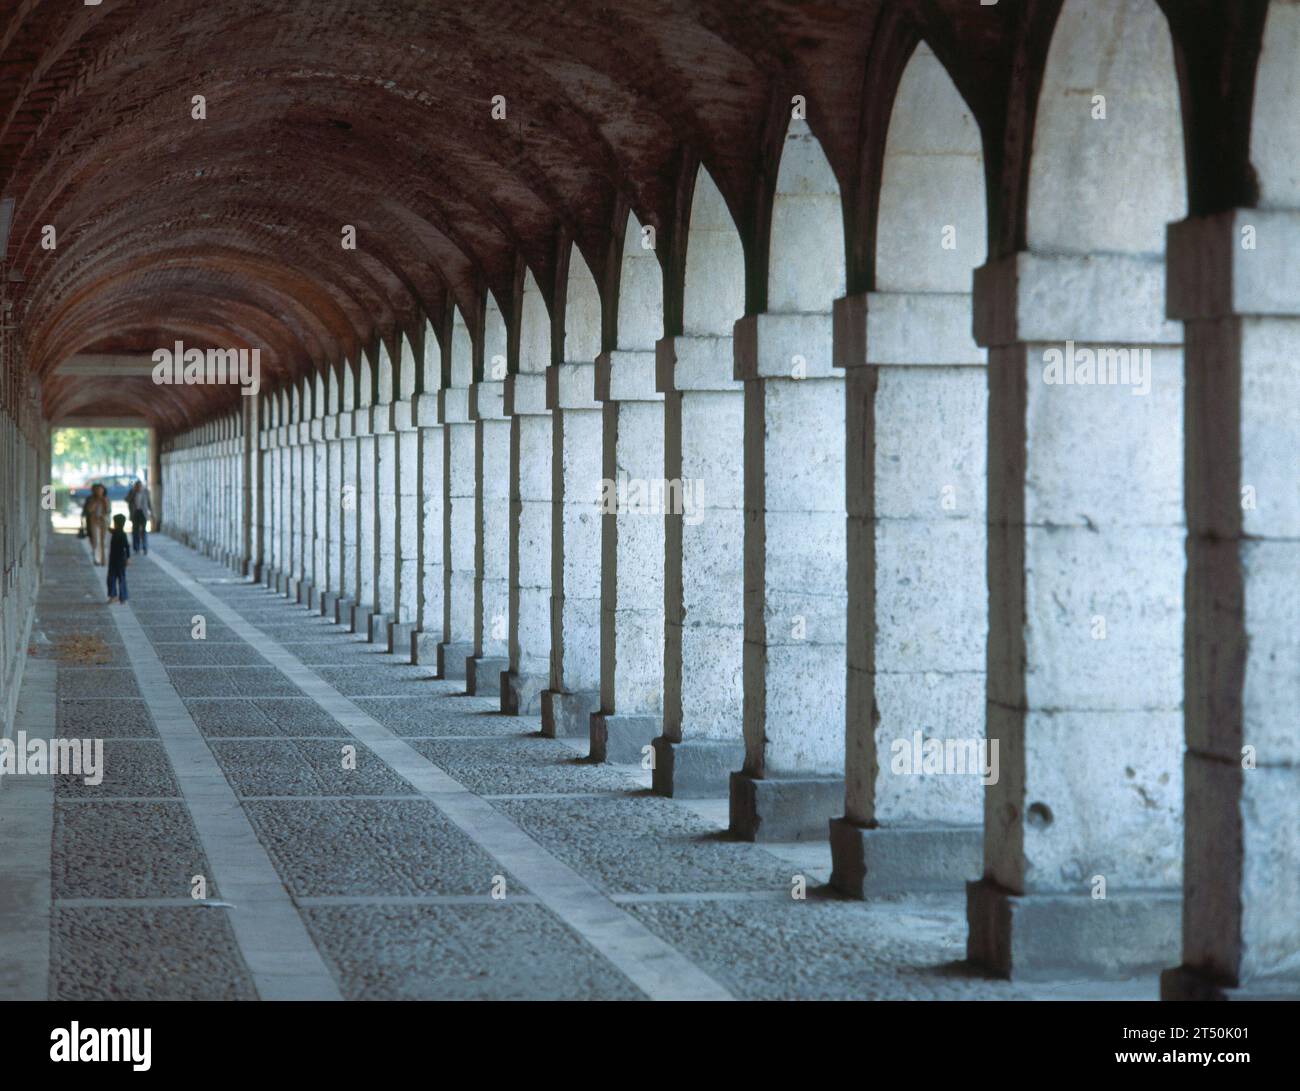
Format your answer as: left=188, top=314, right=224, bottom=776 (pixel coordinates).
left=540, top=690, right=598, bottom=738
left=367, top=612, right=389, bottom=644
left=251, top=561, right=264, bottom=584
left=333, top=596, right=354, bottom=625
left=349, top=603, right=375, bottom=634
left=388, top=621, right=416, bottom=658
left=651, top=737, right=743, bottom=798
left=729, top=771, right=843, bottom=842
left=589, top=713, right=661, bottom=765
left=1160, top=965, right=1300, bottom=1001
left=436, top=642, right=473, bottom=681
left=410, top=631, right=437, bottom=667
left=296, top=580, right=313, bottom=607
left=500, top=671, right=547, bottom=716
left=965, top=877, right=1181, bottom=981
left=466, top=656, right=508, bottom=696
left=286, top=576, right=301, bottom=600
left=828, top=818, right=981, bottom=897
left=319, top=591, right=338, bottom=619
left=276, top=572, right=289, bottom=596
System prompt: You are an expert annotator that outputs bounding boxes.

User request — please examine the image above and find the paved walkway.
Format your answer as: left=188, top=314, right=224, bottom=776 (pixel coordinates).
left=1, top=530, right=1072, bottom=1000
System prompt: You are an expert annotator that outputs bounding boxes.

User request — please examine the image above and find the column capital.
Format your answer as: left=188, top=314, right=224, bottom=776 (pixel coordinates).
left=595, top=349, right=662, bottom=403
left=1168, top=207, right=1300, bottom=320
left=390, top=399, right=416, bottom=432
left=437, top=387, right=471, bottom=425
left=369, top=402, right=395, bottom=433
left=469, top=380, right=507, bottom=420
left=411, top=392, right=442, bottom=427
left=546, top=362, right=600, bottom=410
left=351, top=408, right=372, bottom=435
left=654, top=334, right=741, bottom=393
left=733, top=311, right=836, bottom=381
left=833, top=291, right=984, bottom=369
left=973, top=250, right=1180, bottom=349
left=504, top=372, right=549, bottom=416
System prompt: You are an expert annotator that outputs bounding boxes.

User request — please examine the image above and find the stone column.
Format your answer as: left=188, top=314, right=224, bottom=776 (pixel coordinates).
left=1160, top=209, right=1300, bottom=1000
left=320, top=367, right=347, bottom=620
left=337, top=364, right=361, bottom=625
left=371, top=346, right=399, bottom=643
left=468, top=376, right=511, bottom=695
left=309, top=372, right=328, bottom=610
left=295, top=379, right=314, bottom=604
left=589, top=349, right=665, bottom=763
left=410, top=384, right=445, bottom=665
left=540, top=361, right=603, bottom=736
left=651, top=333, right=745, bottom=796
left=502, top=280, right=553, bottom=716
left=729, top=312, right=846, bottom=841
left=288, top=387, right=306, bottom=600
left=966, top=250, right=1184, bottom=980
left=241, top=395, right=260, bottom=579
left=438, top=320, right=476, bottom=680
left=350, top=352, right=378, bottom=635
left=829, top=290, right=987, bottom=895
left=388, top=392, right=421, bottom=655
left=258, top=394, right=274, bottom=586
left=277, top=390, right=293, bottom=595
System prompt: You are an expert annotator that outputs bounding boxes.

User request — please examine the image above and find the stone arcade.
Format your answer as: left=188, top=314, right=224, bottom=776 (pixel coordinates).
left=0, top=0, right=1295, bottom=1002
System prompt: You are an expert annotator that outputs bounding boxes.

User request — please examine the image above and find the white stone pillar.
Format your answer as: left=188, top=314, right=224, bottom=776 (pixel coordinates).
left=729, top=313, right=846, bottom=839
left=370, top=344, right=398, bottom=642
left=467, top=304, right=511, bottom=696
left=320, top=366, right=346, bottom=619
left=1161, top=208, right=1300, bottom=1000
left=438, top=312, right=476, bottom=679
left=966, top=250, right=1184, bottom=979
left=337, top=362, right=361, bottom=624
left=387, top=335, right=421, bottom=655
left=650, top=168, right=746, bottom=796
left=278, top=389, right=294, bottom=595
left=411, top=324, right=446, bottom=665
left=540, top=255, right=603, bottom=738
left=241, top=395, right=260, bottom=579
left=258, top=393, right=274, bottom=585
left=589, top=350, right=665, bottom=763
left=351, top=352, right=378, bottom=634
left=502, top=272, right=553, bottom=715
left=829, top=291, right=987, bottom=895
left=309, top=371, right=328, bottom=608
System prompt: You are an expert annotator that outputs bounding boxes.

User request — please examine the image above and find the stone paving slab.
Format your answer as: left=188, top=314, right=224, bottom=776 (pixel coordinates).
left=56, top=698, right=157, bottom=739
left=497, top=796, right=798, bottom=895
left=153, top=643, right=269, bottom=666
left=624, top=898, right=1033, bottom=1000
left=409, top=737, right=642, bottom=796
left=302, top=903, right=642, bottom=1000
left=185, top=697, right=348, bottom=738
left=210, top=738, right=419, bottom=797
left=57, top=667, right=141, bottom=700
left=54, top=739, right=180, bottom=798
left=353, top=697, right=528, bottom=737
left=53, top=801, right=214, bottom=899
left=241, top=799, right=516, bottom=898
left=51, top=906, right=257, bottom=1000
left=309, top=665, right=449, bottom=697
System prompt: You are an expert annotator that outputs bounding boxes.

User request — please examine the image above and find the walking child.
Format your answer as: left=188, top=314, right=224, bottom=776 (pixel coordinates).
left=107, top=514, right=130, bottom=604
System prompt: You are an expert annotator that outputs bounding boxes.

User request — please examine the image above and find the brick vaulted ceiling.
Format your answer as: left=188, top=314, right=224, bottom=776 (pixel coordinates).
left=0, top=0, right=1249, bottom=435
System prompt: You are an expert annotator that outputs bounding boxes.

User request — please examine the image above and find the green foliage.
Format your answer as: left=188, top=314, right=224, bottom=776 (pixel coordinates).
left=52, top=428, right=149, bottom=482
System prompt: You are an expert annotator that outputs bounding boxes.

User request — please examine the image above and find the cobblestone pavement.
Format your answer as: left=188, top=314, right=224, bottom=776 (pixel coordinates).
left=2, top=531, right=1137, bottom=1001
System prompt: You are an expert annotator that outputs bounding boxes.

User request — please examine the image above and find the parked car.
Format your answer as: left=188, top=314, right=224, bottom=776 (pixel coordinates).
left=67, top=474, right=142, bottom=510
